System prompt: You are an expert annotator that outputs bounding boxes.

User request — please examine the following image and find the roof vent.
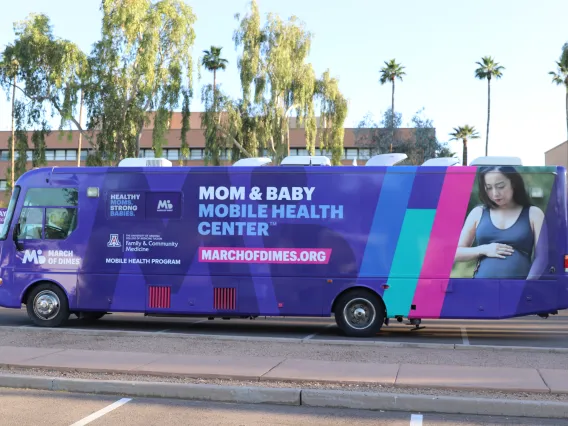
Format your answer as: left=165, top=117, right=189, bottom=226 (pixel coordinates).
left=232, top=157, right=272, bottom=167
left=118, top=158, right=172, bottom=167
left=280, top=155, right=331, bottom=166
left=365, top=153, right=407, bottom=166
left=422, top=157, right=461, bottom=166
left=469, top=156, right=523, bottom=166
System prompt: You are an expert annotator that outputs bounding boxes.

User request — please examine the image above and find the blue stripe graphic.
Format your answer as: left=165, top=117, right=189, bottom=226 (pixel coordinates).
left=359, top=168, right=417, bottom=278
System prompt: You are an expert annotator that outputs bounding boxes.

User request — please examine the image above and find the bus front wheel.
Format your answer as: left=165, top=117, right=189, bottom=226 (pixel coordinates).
left=334, top=289, right=385, bottom=337
left=26, top=283, right=70, bottom=328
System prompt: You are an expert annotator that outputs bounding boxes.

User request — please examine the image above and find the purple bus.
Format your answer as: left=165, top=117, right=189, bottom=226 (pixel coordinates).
left=0, top=154, right=566, bottom=337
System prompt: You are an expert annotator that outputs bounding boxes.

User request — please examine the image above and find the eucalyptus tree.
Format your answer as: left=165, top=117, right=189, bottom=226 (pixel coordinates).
left=475, top=56, right=505, bottom=155
left=226, top=0, right=348, bottom=165
left=0, top=13, right=82, bottom=188
left=85, top=0, right=197, bottom=164
left=449, top=125, right=480, bottom=166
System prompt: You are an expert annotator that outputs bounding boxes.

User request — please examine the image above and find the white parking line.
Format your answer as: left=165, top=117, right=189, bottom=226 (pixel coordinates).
left=303, top=324, right=335, bottom=340
left=410, top=413, right=423, bottom=425
left=69, top=398, right=132, bottom=426
left=461, top=327, right=470, bottom=345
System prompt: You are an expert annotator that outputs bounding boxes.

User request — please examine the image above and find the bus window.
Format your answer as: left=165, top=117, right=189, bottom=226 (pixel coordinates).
left=45, top=208, right=78, bottom=239
left=24, top=188, right=78, bottom=207
left=0, top=185, right=20, bottom=240
left=17, top=208, right=44, bottom=240
left=16, top=187, right=79, bottom=240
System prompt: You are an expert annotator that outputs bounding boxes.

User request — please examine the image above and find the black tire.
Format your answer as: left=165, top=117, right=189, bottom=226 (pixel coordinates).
left=334, top=289, right=385, bottom=337
left=25, top=283, right=70, bottom=327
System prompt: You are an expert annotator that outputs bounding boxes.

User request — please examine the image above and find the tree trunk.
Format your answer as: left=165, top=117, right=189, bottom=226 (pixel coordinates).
left=390, top=78, right=395, bottom=152
left=77, top=89, right=84, bottom=167
left=485, top=79, right=491, bottom=156
left=462, top=139, right=468, bottom=166
left=10, top=74, right=16, bottom=191
left=213, top=69, right=217, bottom=110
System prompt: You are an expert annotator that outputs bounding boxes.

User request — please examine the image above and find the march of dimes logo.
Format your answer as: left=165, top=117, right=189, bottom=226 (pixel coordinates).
left=21, top=249, right=80, bottom=265
left=157, top=199, right=173, bottom=212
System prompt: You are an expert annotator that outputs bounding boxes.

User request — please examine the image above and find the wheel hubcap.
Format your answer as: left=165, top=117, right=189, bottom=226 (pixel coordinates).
left=343, top=298, right=376, bottom=330
left=33, top=290, right=60, bottom=321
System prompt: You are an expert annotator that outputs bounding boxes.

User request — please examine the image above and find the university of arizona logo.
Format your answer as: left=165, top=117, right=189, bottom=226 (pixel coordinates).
left=107, top=234, right=121, bottom=247
left=157, top=200, right=173, bottom=212
left=22, top=249, right=46, bottom=265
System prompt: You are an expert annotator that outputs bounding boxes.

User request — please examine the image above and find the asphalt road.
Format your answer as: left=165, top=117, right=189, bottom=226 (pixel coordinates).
left=1, top=307, right=568, bottom=348
left=1, top=388, right=566, bottom=426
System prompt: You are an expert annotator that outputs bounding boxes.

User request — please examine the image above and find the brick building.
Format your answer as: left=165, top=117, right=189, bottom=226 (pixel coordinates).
left=544, top=140, right=568, bottom=168
left=0, top=112, right=425, bottom=192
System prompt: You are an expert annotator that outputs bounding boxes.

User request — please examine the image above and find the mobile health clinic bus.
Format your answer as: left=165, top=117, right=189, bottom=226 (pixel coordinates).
left=0, top=153, right=567, bottom=337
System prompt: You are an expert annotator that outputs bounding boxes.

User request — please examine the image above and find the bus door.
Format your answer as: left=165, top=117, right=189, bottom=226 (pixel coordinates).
left=10, top=187, right=81, bottom=304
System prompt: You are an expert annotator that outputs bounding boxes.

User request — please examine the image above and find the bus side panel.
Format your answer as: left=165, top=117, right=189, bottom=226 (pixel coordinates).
left=76, top=274, right=146, bottom=312
left=0, top=268, right=16, bottom=308
left=436, top=166, right=564, bottom=319
left=430, top=279, right=500, bottom=319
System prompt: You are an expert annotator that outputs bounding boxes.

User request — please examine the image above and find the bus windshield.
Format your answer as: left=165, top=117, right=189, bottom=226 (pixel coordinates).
left=0, top=186, right=21, bottom=240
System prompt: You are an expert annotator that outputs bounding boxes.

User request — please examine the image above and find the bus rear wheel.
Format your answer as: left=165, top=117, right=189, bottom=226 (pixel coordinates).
left=335, top=289, right=385, bottom=337
left=26, top=283, right=70, bottom=328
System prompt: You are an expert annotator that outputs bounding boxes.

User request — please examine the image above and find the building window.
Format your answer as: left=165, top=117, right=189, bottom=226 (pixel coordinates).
left=359, top=149, right=371, bottom=160
left=0, top=180, right=6, bottom=191
left=164, top=149, right=179, bottom=160
left=344, top=149, right=358, bottom=160
left=190, top=149, right=203, bottom=160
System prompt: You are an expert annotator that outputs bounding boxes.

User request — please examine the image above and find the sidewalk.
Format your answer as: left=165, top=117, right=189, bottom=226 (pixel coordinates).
left=0, top=345, right=567, bottom=394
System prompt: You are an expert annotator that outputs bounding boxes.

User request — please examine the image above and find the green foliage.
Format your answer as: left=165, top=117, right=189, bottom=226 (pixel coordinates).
left=0, top=13, right=87, bottom=142
left=379, top=59, right=406, bottom=85
left=474, top=56, right=505, bottom=81
left=354, top=108, right=453, bottom=164
left=449, top=125, right=480, bottom=165
left=220, top=0, right=347, bottom=165
left=85, top=0, right=197, bottom=163
left=549, top=43, right=568, bottom=139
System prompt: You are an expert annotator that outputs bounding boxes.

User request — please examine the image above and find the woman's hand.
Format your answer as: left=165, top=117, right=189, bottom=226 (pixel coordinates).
left=482, top=243, right=514, bottom=259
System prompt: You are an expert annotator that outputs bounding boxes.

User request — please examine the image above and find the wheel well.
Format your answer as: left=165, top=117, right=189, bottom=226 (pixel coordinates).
left=331, top=286, right=386, bottom=316
left=21, top=280, right=68, bottom=305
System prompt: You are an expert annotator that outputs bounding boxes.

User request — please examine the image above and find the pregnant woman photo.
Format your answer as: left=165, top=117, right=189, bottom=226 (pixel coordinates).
left=454, top=166, right=545, bottom=279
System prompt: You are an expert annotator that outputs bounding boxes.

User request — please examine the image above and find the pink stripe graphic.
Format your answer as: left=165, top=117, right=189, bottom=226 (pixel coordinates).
left=410, top=167, right=477, bottom=318
left=199, top=247, right=332, bottom=264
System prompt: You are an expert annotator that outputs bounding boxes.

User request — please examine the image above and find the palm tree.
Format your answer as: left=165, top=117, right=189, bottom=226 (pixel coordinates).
left=449, top=125, right=480, bottom=166
left=549, top=43, right=568, bottom=140
left=201, top=46, right=228, bottom=104
left=379, top=59, right=406, bottom=151
left=475, top=56, right=505, bottom=156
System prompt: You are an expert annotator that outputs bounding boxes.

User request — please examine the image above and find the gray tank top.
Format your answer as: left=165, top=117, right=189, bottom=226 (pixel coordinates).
left=473, top=206, right=534, bottom=279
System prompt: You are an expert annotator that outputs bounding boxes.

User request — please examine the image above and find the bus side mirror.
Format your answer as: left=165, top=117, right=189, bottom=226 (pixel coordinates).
left=13, top=223, right=23, bottom=252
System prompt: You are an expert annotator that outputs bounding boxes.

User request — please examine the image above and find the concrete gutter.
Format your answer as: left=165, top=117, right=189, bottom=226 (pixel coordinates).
left=1, top=374, right=567, bottom=419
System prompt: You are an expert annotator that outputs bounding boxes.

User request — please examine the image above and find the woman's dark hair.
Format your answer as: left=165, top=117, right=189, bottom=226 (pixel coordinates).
left=477, top=166, right=532, bottom=208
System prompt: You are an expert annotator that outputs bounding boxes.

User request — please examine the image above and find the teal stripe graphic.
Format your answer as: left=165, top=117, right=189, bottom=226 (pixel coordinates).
left=383, top=209, right=436, bottom=316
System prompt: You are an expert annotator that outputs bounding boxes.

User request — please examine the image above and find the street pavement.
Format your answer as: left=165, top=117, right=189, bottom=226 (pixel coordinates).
left=1, top=308, right=568, bottom=349
left=1, top=388, right=566, bottom=426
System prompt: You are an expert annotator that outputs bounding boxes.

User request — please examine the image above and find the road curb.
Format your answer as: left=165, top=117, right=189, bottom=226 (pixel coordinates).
left=0, top=374, right=301, bottom=406
left=1, top=373, right=567, bottom=419
left=4, top=325, right=568, bottom=353
left=302, top=389, right=568, bottom=419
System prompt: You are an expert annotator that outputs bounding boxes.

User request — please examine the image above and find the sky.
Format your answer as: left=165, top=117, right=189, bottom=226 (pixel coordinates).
left=0, top=0, right=567, bottom=166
